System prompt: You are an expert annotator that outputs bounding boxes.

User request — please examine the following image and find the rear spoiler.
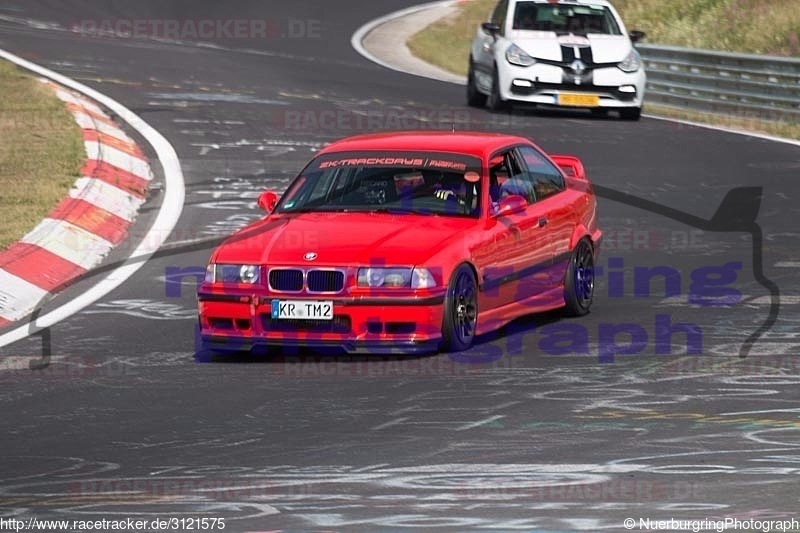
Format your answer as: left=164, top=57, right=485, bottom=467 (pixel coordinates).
left=549, top=154, right=586, bottom=180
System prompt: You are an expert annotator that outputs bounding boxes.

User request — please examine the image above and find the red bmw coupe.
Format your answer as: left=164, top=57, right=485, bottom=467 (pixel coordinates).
left=198, top=132, right=601, bottom=354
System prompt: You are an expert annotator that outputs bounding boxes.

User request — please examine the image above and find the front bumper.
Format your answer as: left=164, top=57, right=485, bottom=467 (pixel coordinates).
left=197, top=291, right=445, bottom=355
left=497, top=62, right=646, bottom=108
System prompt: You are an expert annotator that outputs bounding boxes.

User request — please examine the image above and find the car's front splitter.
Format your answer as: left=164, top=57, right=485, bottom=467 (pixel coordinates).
left=200, top=334, right=442, bottom=355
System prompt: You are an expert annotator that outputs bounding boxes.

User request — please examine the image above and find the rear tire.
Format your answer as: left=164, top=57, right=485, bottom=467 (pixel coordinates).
left=441, top=264, right=478, bottom=352
left=620, top=107, right=642, bottom=121
left=467, top=61, right=487, bottom=107
left=563, top=239, right=595, bottom=317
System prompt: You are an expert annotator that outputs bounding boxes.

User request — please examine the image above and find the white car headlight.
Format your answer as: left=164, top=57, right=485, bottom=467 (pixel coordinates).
left=506, top=43, right=536, bottom=67
left=618, top=49, right=642, bottom=73
left=205, top=263, right=261, bottom=284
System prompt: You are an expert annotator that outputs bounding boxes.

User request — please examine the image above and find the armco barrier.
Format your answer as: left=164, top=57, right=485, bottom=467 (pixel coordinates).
left=637, top=43, right=800, bottom=124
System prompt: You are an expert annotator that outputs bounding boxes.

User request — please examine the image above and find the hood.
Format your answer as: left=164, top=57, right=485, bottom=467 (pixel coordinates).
left=511, top=32, right=632, bottom=64
left=212, top=212, right=478, bottom=266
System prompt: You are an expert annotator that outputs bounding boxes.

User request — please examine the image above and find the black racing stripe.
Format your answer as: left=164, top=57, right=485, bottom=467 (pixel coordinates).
left=579, top=46, right=595, bottom=85
left=560, top=45, right=574, bottom=85
left=560, top=44, right=575, bottom=63
left=579, top=45, right=594, bottom=66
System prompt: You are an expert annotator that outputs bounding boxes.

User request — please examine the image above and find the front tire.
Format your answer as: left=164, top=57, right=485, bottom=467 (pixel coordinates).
left=466, top=61, right=487, bottom=107
left=441, top=264, right=478, bottom=352
left=563, top=239, right=595, bottom=317
left=619, top=107, right=642, bottom=121
left=486, top=67, right=509, bottom=113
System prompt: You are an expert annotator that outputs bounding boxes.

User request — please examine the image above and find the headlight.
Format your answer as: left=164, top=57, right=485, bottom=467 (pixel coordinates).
left=411, top=268, right=436, bottom=289
left=238, top=265, right=259, bottom=284
left=357, top=267, right=437, bottom=288
left=358, top=268, right=411, bottom=288
left=618, top=49, right=642, bottom=72
left=205, top=263, right=261, bottom=284
left=506, top=43, right=536, bottom=67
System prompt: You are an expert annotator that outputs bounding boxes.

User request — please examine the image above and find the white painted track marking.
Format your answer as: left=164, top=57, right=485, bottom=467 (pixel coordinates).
left=0, top=48, right=185, bottom=348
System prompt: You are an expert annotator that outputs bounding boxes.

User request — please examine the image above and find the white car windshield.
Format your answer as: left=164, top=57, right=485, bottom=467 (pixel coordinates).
left=512, top=2, right=622, bottom=35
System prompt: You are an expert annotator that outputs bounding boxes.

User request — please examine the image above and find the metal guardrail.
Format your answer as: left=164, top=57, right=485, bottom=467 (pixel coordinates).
left=637, top=44, right=800, bottom=124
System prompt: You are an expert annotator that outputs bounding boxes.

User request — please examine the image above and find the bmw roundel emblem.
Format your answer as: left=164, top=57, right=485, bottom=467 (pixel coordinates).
left=303, top=252, right=318, bottom=261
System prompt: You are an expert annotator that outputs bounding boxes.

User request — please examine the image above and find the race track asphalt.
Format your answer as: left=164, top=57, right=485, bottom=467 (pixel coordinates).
left=1, top=1, right=799, bottom=530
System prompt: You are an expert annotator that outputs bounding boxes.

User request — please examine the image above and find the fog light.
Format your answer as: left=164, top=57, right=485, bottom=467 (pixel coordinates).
left=619, top=85, right=636, bottom=94
left=512, top=79, right=533, bottom=88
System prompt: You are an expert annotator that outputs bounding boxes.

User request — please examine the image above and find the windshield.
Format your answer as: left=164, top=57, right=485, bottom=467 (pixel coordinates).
left=512, top=2, right=622, bottom=35
left=276, top=151, right=483, bottom=217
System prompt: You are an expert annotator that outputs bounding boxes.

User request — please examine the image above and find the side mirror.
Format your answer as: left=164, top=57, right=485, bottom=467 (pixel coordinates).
left=494, top=194, right=527, bottom=217
left=257, top=190, right=279, bottom=213
left=481, top=22, right=501, bottom=36
left=629, top=30, right=646, bottom=43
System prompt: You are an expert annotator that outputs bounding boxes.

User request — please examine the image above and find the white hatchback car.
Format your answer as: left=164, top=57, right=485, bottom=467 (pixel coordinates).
left=468, top=0, right=646, bottom=120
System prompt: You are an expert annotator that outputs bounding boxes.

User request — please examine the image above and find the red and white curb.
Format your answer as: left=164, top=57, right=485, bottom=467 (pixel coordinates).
left=0, top=81, right=152, bottom=327
left=0, top=48, right=183, bottom=349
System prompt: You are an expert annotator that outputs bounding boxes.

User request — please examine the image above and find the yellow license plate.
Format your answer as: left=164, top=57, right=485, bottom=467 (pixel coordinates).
left=557, top=93, right=600, bottom=107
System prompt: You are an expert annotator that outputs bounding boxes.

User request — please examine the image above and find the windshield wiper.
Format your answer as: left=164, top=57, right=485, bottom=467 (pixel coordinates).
left=280, top=207, right=350, bottom=214
left=368, top=207, right=422, bottom=215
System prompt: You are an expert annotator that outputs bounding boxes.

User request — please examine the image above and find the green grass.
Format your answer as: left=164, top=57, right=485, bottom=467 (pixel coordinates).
left=0, top=59, right=84, bottom=251
left=612, top=0, right=800, bottom=56
left=406, top=0, right=800, bottom=139
left=407, top=0, right=495, bottom=77
left=407, top=0, right=800, bottom=78
left=642, top=103, right=800, bottom=140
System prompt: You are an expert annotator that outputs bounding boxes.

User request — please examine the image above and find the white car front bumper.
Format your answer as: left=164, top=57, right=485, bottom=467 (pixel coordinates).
left=492, top=62, right=646, bottom=108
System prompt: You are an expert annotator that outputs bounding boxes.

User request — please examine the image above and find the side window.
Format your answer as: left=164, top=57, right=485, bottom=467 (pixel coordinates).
left=490, top=149, right=536, bottom=205
left=517, top=145, right=565, bottom=202
left=490, top=0, right=509, bottom=32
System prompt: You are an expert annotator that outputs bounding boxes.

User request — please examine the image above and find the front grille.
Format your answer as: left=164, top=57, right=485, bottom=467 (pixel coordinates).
left=269, top=269, right=303, bottom=292
left=533, top=82, right=637, bottom=102
left=261, top=314, right=352, bottom=333
left=307, top=270, right=345, bottom=293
